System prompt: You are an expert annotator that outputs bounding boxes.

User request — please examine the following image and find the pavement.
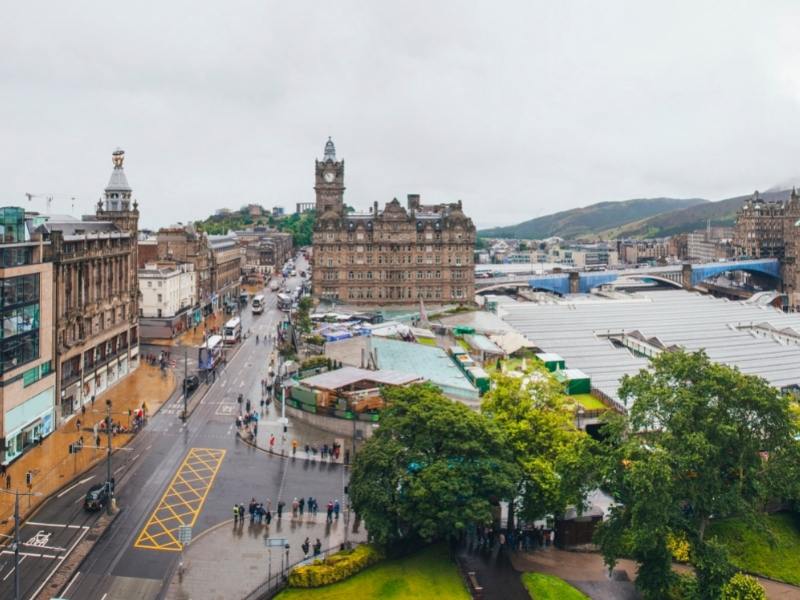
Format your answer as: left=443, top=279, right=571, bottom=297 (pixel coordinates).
left=0, top=362, right=175, bottom=540
left=456, top=542, right=529, bottom=600
left=164, top=509, right=367, bottom=600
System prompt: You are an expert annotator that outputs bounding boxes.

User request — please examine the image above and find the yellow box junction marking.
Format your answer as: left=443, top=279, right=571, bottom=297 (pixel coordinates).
left=134, top=447, right=226, bottom=551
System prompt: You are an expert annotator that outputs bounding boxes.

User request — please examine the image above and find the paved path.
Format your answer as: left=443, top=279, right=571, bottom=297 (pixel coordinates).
left=165, top=512, right=367, bottom=600
left=456, top=543, right=529, bottom=600
left=511, top=548, right=800, bottom=600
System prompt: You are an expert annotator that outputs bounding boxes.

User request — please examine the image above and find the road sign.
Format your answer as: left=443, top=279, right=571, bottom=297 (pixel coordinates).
left=178, top=525, right=192, bottom=545
left=265, top=537, right=288, bottom=548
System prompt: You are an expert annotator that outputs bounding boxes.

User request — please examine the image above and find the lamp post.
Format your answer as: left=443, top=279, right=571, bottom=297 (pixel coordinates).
left=0, top=487, right=43, bottom=600
left=182, top=345, right=188, bottom=421
left=106, top=398, right=114, bottom=515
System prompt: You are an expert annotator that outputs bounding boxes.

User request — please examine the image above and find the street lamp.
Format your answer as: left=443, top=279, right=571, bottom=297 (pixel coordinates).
left=0, top=487, right=43, bottom=600
left=106, top=398, right=114, bottom=515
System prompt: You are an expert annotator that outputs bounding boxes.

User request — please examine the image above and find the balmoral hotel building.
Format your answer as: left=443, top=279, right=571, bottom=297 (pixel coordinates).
left=311, top=138, right=476, bottom=305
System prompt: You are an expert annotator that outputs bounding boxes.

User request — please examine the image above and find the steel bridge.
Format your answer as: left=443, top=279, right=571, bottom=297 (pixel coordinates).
left=475, top=258, right=781, bottom=295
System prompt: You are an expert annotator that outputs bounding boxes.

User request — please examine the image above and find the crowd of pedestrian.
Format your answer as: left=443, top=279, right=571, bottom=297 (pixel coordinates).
left=471, top=524, right=553, bottom=553
left=231, top=496, right=341, bottom=526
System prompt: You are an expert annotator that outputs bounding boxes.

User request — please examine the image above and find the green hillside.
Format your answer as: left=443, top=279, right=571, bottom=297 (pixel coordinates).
left=480, top=197, right=707, bottom=239
left=480, top=188, right=795, bottom=240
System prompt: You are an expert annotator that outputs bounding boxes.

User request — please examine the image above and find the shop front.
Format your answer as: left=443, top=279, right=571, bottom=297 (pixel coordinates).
left=4, top=387, right=55, bottom=464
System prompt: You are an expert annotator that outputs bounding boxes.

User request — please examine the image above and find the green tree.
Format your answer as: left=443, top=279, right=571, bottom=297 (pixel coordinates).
left=481, top=371, right=597, bottom=526
left=349, top=384, right=519, bottom=546
left=296, top=296, right=313, bottom=334
left=596, top=350, right=798, bottom=600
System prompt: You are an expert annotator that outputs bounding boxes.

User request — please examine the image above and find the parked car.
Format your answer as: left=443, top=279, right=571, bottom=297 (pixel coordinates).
left=84, top=483, right=110, bottom=511
left=184, top=375, right=200, bottom=394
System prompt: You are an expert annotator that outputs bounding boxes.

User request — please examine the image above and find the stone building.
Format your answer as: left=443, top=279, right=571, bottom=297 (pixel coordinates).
left=0, top=207, right=56, bottom=464
left=157, top=225, right=213, bottom=319
left=235, top=227, right=293, bottom=276
left=38, top=149, right=141, bottom=421
left=733, top=190, right=800, bottom=308
left=208, top=234, right=242, bottom=312
left=138, top=261, right=197, bottom=339
left=311, top=138, right=475, bottom=305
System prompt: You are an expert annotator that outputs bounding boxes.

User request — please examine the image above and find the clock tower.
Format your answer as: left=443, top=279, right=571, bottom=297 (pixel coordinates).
left=314, top=137, right=345, bottom=215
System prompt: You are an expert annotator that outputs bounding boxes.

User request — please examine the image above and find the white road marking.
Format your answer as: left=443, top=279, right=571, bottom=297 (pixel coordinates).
left=101, top=593, right=108, bottom=600
left=62, top=570, right=81, bottom=596
left=56, top=475, right=95, bottom=498
left=25, top=522, right=88, bottom=530
left=27, top=524, right=90, bottom=599
left=2, top=555, right=25, bottom=580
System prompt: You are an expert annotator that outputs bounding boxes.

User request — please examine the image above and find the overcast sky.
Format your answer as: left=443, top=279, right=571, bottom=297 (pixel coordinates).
left=3, top=2, right=800, bottom=229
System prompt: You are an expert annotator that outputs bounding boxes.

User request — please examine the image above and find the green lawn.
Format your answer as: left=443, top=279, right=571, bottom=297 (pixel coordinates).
left=521, top=573, right=588, bottom=600
left=275, top=544, right=469, bottom=600
left=416, top=337, right=438, bottom=347
left=567, top=394, right=607, bottom=410
left=710, top=512, right=800, bottom=586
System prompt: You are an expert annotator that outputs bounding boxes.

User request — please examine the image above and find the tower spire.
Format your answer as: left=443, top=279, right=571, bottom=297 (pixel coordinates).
left=104, top=147, right=132, bottom=212
left=323, top=137, right=336, bottom=162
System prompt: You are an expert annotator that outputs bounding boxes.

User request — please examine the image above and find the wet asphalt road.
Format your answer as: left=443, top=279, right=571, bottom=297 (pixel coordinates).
left=1, top=263, right=347, bottom=600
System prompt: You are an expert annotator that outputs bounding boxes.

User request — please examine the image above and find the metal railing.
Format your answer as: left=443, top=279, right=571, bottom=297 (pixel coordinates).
left=240, top=543, right=345, bottom=600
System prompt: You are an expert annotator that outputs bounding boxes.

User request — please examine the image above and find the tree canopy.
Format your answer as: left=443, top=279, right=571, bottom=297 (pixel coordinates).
left=349, top=384, right=519, bottom=546
left=596, top=350, right=798, bottom=599
left=481, top=370, right=596, bottom=525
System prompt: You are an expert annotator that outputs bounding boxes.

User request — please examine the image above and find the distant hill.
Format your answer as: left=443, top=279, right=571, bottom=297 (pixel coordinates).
left=479, top=197, right=708, bottom=240
left=479, top=188, right=796, bottom=240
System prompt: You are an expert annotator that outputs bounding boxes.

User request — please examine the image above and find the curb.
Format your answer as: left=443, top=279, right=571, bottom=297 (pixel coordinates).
left=236, top=431, right=348, bottom=468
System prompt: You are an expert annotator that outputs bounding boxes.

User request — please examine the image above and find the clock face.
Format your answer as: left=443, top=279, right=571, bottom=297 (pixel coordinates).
left=324, top=171, right=336, bottom=183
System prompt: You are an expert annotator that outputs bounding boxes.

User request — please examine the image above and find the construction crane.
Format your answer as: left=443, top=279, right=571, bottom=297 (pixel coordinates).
left=25, top=193, right=78, bottom=214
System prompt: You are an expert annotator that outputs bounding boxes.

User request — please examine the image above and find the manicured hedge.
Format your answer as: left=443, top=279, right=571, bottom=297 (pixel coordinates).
left=287, top=544, right=385, bottom=588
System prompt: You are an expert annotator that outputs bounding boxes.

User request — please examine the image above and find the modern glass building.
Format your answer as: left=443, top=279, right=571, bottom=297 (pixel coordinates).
left=0, top=207, right=55, bottom=464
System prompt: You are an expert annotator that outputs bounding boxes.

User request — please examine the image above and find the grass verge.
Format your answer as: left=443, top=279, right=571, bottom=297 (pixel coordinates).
left=275, top=544, right=469, bottom=600
left=710, top=512, right=800, bottom=586
left=521, top=572, right=588, bottom=599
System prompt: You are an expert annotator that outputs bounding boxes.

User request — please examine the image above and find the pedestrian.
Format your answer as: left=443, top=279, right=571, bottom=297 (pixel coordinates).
left=269, top=434, right=276, bottom=451
left=292, top=497, right=299, bottom=517
left=81, top=405, right=86, bottom=416
left=233, top=504, right=239, bottom=524
left=91, top=395, right=96, bottom=406
left=95, top=435, right=101, bottom=448
left=302, top=537, right=310, bottom=558
left=249, top=498, right=256, bottom=521
left=5, top=474, right=10, bottom=489
left=292, top=439, right=298, bottom=456
left=326, top=500, right=333, bottom=523
left=277, top=500, right=285, bottom=519
left=246, top=399, right=251, bottom=413
left=265, top=508, right=272, bottom=525
left=299, top=497, right=305, bottom=516
left=334, top=499, right=340, bottom=520
left=313, top=538, right=322, bottom=556
left=304, top=444, right=310, bottom=455
left=76, top=418, right=81, bottom=431
left=238, top=504, right=245, bottom=524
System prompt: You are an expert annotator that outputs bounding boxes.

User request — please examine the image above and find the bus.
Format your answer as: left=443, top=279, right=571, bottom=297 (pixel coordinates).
left=199, top=335, right=224, bottom=370
left=277, top=293, right=292, bottom=312
left=222, top=317, right=242, bottom=344
left=252, top=294, right=265, bottom=315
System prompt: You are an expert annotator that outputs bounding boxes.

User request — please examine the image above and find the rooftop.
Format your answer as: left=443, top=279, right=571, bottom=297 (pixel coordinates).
left=325, top=337, right=480, bottom=405
left=501, top=289, right=800, bottom=406
left=299, top=366, right=422, bottom=390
